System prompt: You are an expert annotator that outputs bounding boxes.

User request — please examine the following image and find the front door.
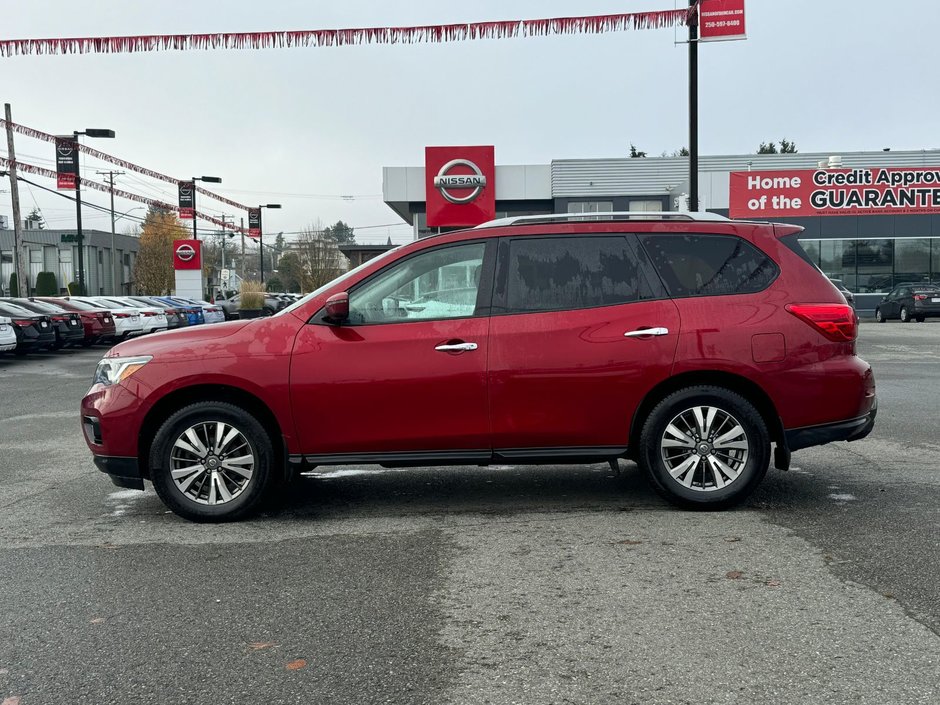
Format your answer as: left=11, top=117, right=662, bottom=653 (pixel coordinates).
left=290, top=240, right=495, bottom=458
left=487, top=234, right=680, bottom=454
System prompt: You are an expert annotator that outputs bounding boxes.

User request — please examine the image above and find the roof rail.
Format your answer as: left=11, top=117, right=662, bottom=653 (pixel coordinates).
left=474, top=211, right=730, bottom=229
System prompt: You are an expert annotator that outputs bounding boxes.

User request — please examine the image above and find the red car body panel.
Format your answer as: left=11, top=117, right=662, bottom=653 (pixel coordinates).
left=487, top=299, right=681, bottom=449
left=81, top=219, right=875, bottom=480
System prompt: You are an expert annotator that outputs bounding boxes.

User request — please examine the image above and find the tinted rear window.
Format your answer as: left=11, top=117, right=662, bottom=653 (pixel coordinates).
left=502, top=235, right=655, bottom=313
left=639, top=234, right=778, bottom=298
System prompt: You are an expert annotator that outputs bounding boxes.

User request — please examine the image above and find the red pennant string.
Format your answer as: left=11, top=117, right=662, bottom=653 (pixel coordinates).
left=0, top=118, right=249, bottom=212
left=0, top=156, right=246, bottom=232
left=0, top=10, right=688, bottom=57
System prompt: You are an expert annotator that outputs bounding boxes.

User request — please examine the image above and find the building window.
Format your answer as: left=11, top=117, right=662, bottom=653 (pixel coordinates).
left=801, top=237, right=939, bottom=293
left=629, top=200, right=663, bottom=212
left=59, top=249, right=72, bottom=264
left=567, top=201, right=614, bottom=215
left=29, top=249, right=42, bottom=264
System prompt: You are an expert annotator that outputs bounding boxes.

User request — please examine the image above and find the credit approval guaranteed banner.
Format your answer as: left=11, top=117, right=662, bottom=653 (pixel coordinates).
left=729, top=167, right=940, bottom=219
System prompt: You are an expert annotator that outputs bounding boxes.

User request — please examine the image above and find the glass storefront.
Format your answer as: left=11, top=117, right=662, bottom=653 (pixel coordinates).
left=798, top=238, right=939, bottom=293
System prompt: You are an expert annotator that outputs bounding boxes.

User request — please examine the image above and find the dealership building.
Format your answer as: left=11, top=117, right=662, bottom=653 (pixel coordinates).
left=383, top=147, right=940, bottom=311
left=0, top=222, right=139, bottom=296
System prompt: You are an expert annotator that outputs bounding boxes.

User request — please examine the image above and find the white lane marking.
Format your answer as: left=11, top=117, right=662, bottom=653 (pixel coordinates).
left=106, top=489, right=145, bottom=516
left=828, top=493, right=858, bottom=502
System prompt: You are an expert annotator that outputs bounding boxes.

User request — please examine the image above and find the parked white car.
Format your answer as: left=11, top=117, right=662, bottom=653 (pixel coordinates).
left=71, top=297, right=144, bottom=339
left=97, top=297, right=169, bottom=334
left=0, top=316, right=16, bottom=352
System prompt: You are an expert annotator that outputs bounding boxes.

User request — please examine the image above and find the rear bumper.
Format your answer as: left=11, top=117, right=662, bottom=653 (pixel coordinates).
left=93, top=455, right=144, bottom=490
left=785, top=398, right=877, bottom=452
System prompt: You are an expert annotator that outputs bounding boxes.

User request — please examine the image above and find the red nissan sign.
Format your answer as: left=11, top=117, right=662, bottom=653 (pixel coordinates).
left=173, top=239, right=202, bottom=270
left=426, top=146, right=496, bottom=227
left=699, top=0, right=746, bottom=42
left=729, top=167, right=940, bottom=219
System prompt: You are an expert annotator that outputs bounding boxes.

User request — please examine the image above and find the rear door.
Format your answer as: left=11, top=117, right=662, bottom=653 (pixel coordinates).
left=487, top=234, right=680, bottom=455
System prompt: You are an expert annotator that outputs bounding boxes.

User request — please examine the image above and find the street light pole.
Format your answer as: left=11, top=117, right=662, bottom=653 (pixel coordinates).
left=72, top=128, right=115, bottom=294
left=256, top=204, right=282, bottom=285
left=190, top=175, right=222, bottom=240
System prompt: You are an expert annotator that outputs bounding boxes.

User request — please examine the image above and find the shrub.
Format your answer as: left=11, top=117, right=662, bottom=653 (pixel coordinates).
left=67, top=281, right=86, bottom=296
left=8, top=272, right=19, bottom=297
left=35, top=271, right=59, bottom=296
left=265, top=276, right=284, bottom=293
left=239, top=280, right=265, bottom=310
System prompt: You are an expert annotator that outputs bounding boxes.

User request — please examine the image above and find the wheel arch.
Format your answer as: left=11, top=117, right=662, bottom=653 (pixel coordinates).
left=629, top=371, right=784, bottom=456
left=138, top=384, right=287, bottom=480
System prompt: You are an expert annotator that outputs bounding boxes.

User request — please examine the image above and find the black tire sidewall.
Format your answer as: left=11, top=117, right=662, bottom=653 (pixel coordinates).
left=875, top=308, right=884, bottom=323
left=149, top=402, right=273, bottom=522
left=638, top=386, right=770, bottom=509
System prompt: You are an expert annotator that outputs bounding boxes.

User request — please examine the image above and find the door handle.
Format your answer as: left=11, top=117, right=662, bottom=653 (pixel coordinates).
left=435, top=342, right=478, bottom=352
left=624, top=327, right=669, bottom=338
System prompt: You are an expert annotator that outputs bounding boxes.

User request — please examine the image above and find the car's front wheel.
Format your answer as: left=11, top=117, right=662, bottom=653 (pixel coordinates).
left=149, top=402, right=274, bottom=522
left=875, top=308, right=885, bottom=323
left=637, top=386, right=770, bottom=510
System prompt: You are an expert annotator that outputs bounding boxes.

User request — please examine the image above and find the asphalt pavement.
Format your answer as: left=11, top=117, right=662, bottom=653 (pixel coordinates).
left=1, top=322, right=938, bottom=705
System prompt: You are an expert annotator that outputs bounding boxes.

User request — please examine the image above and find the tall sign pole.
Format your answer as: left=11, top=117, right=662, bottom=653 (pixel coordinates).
left=3, top=103, right=26, bottom=296
left=688, top=0, right=699, bottom=212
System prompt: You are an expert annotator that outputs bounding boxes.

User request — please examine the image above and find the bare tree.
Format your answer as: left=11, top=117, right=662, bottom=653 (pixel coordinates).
left=294, top=223, right=345, bottom=292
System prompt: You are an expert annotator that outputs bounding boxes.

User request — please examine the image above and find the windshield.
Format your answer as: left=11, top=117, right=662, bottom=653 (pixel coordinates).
left=274, top=245, right=403, bottom=318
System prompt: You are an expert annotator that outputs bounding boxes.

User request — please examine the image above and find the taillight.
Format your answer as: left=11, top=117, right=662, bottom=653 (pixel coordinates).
left=166, top=309, right=177, bottom=315
left=142, top=311, right=156, bottom=317
left=52, top=315, right=69, bottom=322
left=786, top=303, right=857, bottom=342
left=914, top=294, right=927, bottom=301
left=114, top=313, right=130, bottom=319
left=14, top=319, right=34, bottom=327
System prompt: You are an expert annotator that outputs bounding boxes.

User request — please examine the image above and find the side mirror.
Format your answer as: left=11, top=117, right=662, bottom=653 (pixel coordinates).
left=881, top=296, right=888, bottom=302
left=325, top=292, right=349, bottom=323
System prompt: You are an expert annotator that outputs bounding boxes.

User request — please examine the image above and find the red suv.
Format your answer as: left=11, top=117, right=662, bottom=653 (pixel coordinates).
left=81, top=214, right=876, bottom=521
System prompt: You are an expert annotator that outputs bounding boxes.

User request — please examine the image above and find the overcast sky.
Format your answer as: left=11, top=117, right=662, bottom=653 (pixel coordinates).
left=2, top=0, right=937, bottom=243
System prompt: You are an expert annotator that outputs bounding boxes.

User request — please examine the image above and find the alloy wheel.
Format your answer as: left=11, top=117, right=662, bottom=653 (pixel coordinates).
left=169, top=421, right=255, bottom=505
left=660, top=406, right=749, bottom=492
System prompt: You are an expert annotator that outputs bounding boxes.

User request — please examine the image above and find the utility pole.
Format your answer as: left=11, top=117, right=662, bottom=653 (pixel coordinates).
left=688, top=0, right=699, bottom=212
left=97, top=169, right=124, bottom=294
left=4, top=103, right=26, bottom=296
left=219, top=214, right=232, bottom=295
left=240, top=216, right=246, bottom=281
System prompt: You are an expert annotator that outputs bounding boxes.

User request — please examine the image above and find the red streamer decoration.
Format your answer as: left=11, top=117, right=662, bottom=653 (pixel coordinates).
left=0, top=118, right=248, bottom=211
left=0, top=156, right=246, bottom=233
left=0, top=10, right=689, bottom=57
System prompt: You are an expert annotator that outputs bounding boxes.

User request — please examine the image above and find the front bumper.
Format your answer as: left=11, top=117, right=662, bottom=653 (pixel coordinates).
left=92, top=455, right=144, bottom=490
left=785, top=397, right=878, bottom=452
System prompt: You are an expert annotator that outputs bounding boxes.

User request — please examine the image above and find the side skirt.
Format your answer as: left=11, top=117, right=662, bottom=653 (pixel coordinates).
left=290, top=446, right=629, bottom=470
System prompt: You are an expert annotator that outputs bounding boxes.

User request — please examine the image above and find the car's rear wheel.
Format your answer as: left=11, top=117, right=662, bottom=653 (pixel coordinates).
left=875, top=308, right=885, bottom=323
left=900, top=306, right=911, bottom=323
left=637, top=386, right=770, bottom=510
left=915, top=316, right=925, bottom=323
left=149, top=402, right=274, bottom=522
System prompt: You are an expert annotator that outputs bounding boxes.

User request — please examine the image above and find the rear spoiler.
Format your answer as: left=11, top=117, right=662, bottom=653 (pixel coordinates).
left=772, top=223, right=805, bottom=238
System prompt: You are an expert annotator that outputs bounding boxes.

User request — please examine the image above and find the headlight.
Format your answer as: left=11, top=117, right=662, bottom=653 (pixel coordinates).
left=93, top=355, right=153, bottom=386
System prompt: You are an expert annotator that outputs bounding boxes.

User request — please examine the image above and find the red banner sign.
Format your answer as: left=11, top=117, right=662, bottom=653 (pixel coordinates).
left=426, top=146, right=496, bottom=227
left=173, top=239, right=202, bottom=270
left=699, top=0, right=746, bottom=42
left=729, top=167, right=940, bottom=219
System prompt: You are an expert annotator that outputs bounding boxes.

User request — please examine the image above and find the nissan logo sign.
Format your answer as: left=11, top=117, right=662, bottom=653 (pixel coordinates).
left=176, top=243, right=197, bottom=262
left=433, top=158, right=487, bottom=204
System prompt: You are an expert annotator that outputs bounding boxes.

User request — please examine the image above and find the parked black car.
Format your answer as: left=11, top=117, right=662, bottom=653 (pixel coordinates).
left=3, top=298, right=84, bottom=348
left=0, top=301, right=55, bottom=354
left=875, top=284, right=940, bottom=323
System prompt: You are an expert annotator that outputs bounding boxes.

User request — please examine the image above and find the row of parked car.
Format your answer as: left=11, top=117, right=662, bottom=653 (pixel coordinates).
left=0, top=295, right=227, bottom=356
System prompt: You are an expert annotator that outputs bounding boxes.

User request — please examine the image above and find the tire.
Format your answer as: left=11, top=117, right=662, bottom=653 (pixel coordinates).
left=916, top=316, right=925, bottom=323
left=637, top=386, right=770, bottom=510
left=900, top=306, right=911, bottom=323
left=149, top=401, right=274, bottom=522
left=875, top=308, right=885, bottom=323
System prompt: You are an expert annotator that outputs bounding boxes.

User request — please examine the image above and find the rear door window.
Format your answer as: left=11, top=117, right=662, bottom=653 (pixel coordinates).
left=638, top=234, right=778, bottom=298
left=495, top=235, right=659, bottom=314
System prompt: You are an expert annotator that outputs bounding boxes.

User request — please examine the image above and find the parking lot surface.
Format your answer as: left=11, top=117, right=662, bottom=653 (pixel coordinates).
left=1, top=322, right=939, bottom=704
